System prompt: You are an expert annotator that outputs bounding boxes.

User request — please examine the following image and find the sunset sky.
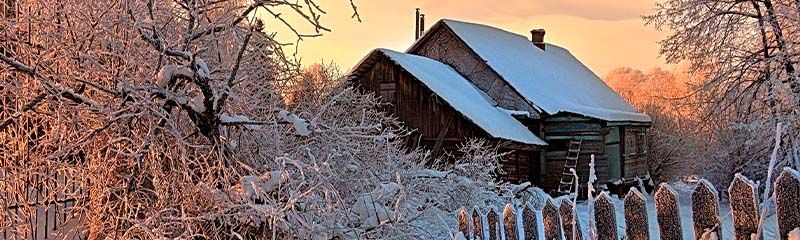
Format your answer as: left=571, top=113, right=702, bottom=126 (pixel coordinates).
left=260, top=0, right=670, bottom=76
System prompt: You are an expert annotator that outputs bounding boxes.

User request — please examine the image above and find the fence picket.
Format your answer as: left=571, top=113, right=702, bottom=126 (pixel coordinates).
left=594, top=192, right=618, bottom=240
left=692, top=180, right=721, bottom=240
left=523, top=204, right=538, bottom=240
left=774, top=168, right=800, bottom=240
left=542, top=199, right=562, bottom=240
left=473, top=207, right=484, bottom=240
left=559, top=198, right=582, bottom=240
left=624, top=188, right=649, bottom=240
left=454, top=173, right=800, bottom=240
left=654, top=183, right=683, bottom=240
left=729, top=174, right=759, bottom=240
left=504, top=204, right=518, bottom=240
left=487, top=207, right=500, bottom=240
left=459, top=208, right=470, bottom=238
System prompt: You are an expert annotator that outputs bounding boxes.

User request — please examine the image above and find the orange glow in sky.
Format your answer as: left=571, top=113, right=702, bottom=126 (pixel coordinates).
left=259, top=0, right=669, bottom=76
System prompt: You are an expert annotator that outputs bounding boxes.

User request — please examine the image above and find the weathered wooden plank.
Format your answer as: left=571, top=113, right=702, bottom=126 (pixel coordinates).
left=504, top=204, right=518, bottom=240
left=473, top=207, right=485, bottom=240
left=692, top=180, right=721, bottom=239
left=523, top=203, right=538, bottom=240
left=487, top=207, right=500, bottom=240
left=544, top=135, right=604, bottom=141
left=775, top=168, right=800, bottom=240
left=559, top=198, right=582, bottom=240
left=543, top=114, right=595, bottom=122
left=543, top=123, right=604, bottom=133
left=594, top=192, right=618, bottom=240
left=543, top=199, right=563, bottom=240
left=624, top=188, right=650, bottom=240
left=654, top=183, right=683, bottom=240
left=728, top=174, right=759, bottom=240
left=458, top=208, right=470, bottom=238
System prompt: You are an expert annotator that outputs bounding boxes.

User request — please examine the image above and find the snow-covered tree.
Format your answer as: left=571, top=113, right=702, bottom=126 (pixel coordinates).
left=644, top=0, right=800, bottom=188
left=0, top=1, right=544, bottom=238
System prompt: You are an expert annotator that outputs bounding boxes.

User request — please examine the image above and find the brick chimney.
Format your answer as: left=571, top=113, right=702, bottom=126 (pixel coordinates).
left=531, top=29, right=546, bottom=50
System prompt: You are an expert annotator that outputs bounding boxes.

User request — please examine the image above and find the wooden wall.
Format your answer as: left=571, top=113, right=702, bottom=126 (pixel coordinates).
left=622, top=126, right=649, bottom=178
left=350, top=52, right=541, bottom=184
left=408, top=25, right=540, bottom=117
left=540, top=114, right=651, bottom=195
left=355, top=55, right=484, bottom=144
left=352, top=37, right=652, bottom=191
left=541, top=114, right=610, bottom=193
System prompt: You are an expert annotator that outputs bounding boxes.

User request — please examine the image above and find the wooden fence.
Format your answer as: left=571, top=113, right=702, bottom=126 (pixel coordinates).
left=457, top=167, right=800, bottom=240
left=1, top=171, right=86, bottom=240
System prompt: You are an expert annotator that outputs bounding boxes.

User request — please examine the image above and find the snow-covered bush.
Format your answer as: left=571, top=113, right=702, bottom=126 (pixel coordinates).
left=0, top=1, right=544, bottom=238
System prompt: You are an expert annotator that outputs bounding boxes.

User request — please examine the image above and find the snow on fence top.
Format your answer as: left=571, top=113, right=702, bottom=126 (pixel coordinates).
left=377, top=49, right=547, bottom=145
left=455, top=168, right=800, bottom=240
left=438, top=19, right=651, bottom=123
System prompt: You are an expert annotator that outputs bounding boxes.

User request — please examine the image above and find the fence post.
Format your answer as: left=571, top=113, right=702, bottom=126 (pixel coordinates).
left=774, top=167, right=800, bottom=240
left=542, top=199, right=563, bottom=240
left=523, top=203, right=538, bottom=240
left=624, top=188, right=650, bottom=240
left=559, top=198, right=582, bottom=240
left=487, top=206, right=500, bottom=240
left=504, top=204, right=518, bottom=240
left=692, top=180, right=721, bottom=240
left=594, top=192, right=618, bottom=240
left=654, top=183, right=683, bottom=240
left=473, top=207, right=485, bottom=240
left=459, top=208, right=471, bottom=239
left=728, top=174, right=759, bottom=240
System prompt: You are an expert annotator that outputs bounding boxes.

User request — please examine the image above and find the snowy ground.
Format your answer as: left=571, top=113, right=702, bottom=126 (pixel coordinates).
left=569, top=182, right=779, bottom=239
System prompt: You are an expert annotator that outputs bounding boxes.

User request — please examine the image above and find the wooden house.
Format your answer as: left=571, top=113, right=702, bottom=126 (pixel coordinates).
left=348, top=19, right=651, bottom=195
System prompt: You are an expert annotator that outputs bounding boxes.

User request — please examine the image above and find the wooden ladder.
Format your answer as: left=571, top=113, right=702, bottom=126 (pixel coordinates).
left=557, top=138, right=583, bottom=195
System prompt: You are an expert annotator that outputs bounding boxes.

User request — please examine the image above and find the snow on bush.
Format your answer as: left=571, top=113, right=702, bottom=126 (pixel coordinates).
left=0, top=1, right=546, bottom=239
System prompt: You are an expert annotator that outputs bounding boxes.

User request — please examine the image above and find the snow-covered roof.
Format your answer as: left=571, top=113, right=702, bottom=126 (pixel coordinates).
left=420, top=19, right=651, bottom=122
left=373, top=48, right=547, bottom=145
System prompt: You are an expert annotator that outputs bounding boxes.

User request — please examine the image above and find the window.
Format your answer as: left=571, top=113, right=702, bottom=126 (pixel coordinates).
left=624, top=128, right=647, bottom=156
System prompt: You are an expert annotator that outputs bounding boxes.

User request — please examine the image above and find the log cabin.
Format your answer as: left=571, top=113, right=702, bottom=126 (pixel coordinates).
left=348, top=19, right=651, bottom=196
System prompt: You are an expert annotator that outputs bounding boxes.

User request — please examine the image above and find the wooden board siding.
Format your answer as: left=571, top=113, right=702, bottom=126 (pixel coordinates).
left=500, top=150, right=541, bottom=184
left=408, top=25, right=540, bottom=117
left=541, top=114, right=610, bottom=193
left=605, top=127, right=622, bottom=180
left=350, top=53, right=543, bottom=184
left=622, top=126, right=649, bottom=178
left=355, top=56, right=483, bottom=142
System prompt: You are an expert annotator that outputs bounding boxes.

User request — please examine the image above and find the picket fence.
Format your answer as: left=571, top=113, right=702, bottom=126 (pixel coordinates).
left=456, top=167, right=800, bottom=240
left=1, top=170, right=85, bottom=240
